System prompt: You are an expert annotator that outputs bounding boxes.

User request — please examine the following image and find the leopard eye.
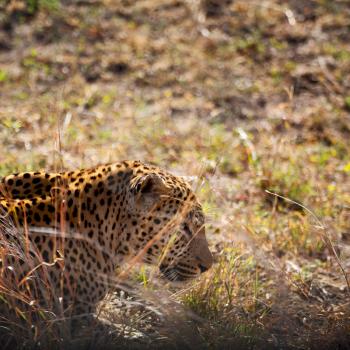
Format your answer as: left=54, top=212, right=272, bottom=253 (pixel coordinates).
left=192, top=212, right=203, bottom=227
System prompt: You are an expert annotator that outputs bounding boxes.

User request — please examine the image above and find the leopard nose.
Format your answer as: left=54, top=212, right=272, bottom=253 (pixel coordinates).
left=198, top=264, right=208, bottom=273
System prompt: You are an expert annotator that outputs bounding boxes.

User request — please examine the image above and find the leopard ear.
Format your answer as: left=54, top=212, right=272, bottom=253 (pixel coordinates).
left=132, top=174, right=170, bottom=196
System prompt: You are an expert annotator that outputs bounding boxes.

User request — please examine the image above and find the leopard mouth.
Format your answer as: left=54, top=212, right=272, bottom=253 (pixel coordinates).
left=159, top=264, right=196, bottom=282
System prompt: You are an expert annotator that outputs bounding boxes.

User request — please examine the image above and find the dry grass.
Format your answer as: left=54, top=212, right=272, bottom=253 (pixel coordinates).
left=0, top=0, right=350, bottom=348
left=0, top=197, right=208, bottom=349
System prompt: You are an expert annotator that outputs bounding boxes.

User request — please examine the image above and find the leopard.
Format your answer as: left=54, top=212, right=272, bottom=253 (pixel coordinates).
left=0, top=160, right=213, bottom=317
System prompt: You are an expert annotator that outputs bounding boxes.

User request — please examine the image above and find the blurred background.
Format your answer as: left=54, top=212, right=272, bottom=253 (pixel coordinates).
left=0, top=0, right=350, bottom=349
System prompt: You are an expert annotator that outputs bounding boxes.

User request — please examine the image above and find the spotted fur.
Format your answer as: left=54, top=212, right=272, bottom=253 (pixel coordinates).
left=0, top=161, right=213, bottom=316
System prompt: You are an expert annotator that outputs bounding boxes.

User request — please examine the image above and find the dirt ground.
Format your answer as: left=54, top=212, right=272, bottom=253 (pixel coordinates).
left=0, top=0, right=350, bottom=349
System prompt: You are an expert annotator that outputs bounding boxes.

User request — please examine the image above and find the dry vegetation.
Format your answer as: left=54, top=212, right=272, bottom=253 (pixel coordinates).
left=0, top=0, right=350, bottom=349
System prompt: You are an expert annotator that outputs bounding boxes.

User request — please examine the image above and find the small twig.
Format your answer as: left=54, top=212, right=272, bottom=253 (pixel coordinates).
left=318, top=57, right=344, bottom=94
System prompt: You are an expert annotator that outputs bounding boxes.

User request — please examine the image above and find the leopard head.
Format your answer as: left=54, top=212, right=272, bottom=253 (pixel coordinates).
left=126, top=171, right=213, bottom=281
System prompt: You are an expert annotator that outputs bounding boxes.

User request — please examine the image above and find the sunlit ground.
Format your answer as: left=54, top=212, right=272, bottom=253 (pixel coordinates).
left=0, top=0, right=349, bottom=348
